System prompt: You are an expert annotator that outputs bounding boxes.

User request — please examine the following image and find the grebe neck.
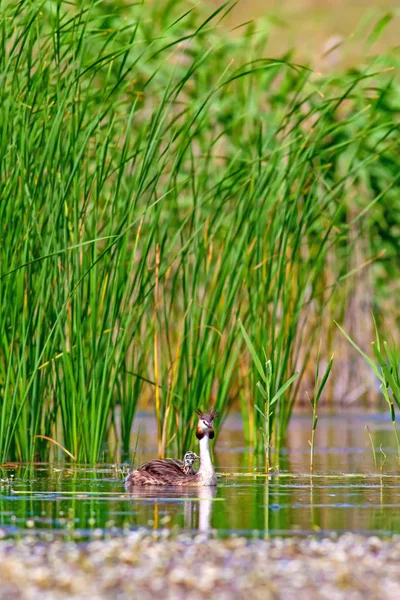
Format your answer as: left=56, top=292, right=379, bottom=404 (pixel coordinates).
left=197, top=433, right=216, bottom=484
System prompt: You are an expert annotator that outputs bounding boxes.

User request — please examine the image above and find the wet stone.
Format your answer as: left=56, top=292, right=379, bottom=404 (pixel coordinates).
left=0, top=533, right=399, bottom=599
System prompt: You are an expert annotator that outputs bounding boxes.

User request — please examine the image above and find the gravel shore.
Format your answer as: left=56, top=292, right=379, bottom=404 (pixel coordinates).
left=0, top=532, right=399, bottom=600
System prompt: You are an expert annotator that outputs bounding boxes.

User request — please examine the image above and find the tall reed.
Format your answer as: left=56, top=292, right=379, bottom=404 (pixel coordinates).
left=0, top=0, right=399, bottom=462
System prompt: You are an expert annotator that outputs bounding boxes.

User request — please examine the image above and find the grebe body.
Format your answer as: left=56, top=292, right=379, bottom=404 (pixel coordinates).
left=125, top=409, right=217, bottom=489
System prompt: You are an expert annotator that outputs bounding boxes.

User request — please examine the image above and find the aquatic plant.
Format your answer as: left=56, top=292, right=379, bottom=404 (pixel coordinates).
left=0, top=0, right=399, bottom=462
left=239, top=320, right=298, bottom=469
left=309, top=353, right=334, bottom=473
left=337, top=320, right=400, bottom=462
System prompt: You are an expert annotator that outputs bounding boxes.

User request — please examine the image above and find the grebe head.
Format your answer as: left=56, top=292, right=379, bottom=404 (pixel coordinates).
left=195, top=408, right=218, bottom=440
left=183, top=451, right=199, bottom=468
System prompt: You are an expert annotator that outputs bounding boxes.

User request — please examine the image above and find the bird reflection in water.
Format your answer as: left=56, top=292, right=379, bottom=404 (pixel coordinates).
left=126, top=485, right=217, bottom=532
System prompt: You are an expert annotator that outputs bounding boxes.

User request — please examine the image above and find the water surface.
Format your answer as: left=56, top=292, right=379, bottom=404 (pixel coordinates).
left=1, top=413, right=399, bottom=539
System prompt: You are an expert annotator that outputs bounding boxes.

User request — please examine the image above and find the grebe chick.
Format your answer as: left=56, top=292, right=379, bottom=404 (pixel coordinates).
left=160, top=451, right=199, bottom=475
left=180, top=451, right=200, bottom=474
left=125, top=409, right=218, bottom=489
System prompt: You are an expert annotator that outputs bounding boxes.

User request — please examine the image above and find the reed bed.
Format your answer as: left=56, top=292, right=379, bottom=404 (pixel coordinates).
left=0, top=0, right=399, bottom=462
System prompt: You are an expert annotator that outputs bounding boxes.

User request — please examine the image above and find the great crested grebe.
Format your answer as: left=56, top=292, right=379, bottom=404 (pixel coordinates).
left=125, top=409, right=218, bottom=489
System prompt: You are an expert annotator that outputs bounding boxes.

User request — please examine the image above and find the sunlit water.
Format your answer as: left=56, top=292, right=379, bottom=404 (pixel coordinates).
left=1, top=413, right=400, bottom=539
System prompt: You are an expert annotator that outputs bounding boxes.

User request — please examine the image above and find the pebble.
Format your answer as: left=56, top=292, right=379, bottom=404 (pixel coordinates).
left=0, top=532, right=399, bottom=599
